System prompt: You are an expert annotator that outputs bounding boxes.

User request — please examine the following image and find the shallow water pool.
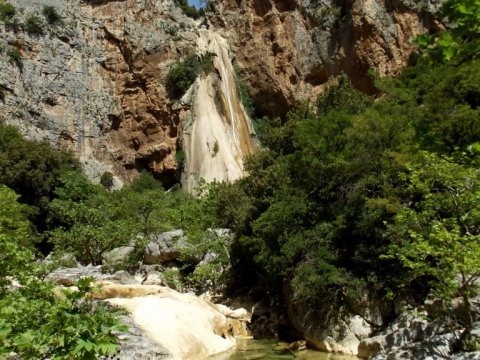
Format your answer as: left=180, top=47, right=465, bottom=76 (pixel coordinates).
left=210, top=338, right=360, bottom=360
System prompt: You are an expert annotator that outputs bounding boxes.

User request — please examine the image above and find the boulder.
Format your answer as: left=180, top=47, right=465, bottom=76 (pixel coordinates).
left=286, top=286, right=389, bottom=355
left=45, top=265, right=104, bottom=286
left=102, top=246, right=135, bottom=270
left=206, top=228, right=234, bottom=243
left=43, top=252, right=79, bottom=268
left=358, top=311, right=459, bottom=359
left=143, top=230, right=186, bottom=265
left=103, top=284, right=251, bottom=360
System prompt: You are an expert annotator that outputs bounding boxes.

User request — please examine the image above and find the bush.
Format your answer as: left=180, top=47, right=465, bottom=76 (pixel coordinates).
left=0, top=279, right=126, bottom=359
left=25, top=14, right=44, bottom=35
left=100, top=171, right=114, bottom=190
left=7, top=46, right=21, bottom=64
left=0, top=2, right=15, bottom=22
left=42, top=6, right=61, bottom=25
left=165, top=53, right=214, bottom=99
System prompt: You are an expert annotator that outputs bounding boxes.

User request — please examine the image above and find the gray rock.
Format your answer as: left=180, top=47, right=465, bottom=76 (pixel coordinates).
left=143, top=230, right=186, bottom=265
left=206, top=228, right=234, bottom=243
left=43, top=252, right=79, bottom=268
left=113, top=315, right=170, bottom=359
left=451, top=352, right=480, bottom=359
left=197, top=250, right=218, bottom=267
left=102, top=246, right=135, bottom=270
left=45, top=265, right=104, bottom=286
left=103, top=271, right=140, bottom=285
left=359, top=311, right=462, bottom=360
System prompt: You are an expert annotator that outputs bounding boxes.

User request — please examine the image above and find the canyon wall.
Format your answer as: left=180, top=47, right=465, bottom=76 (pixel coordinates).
left=210, top=0, right=443, bottom=117
left=0, top=0, right=442, bottom=187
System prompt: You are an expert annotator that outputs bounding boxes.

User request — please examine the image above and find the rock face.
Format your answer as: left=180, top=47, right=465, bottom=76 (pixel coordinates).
left=286, top=287, right=391, bottom=355
left=210, top=0, right=443, bottom=117
left=358, top=311, right=458, bottom=359
left=101, top=284, right=251, bottom=360
left=182, top=29, right=257, bottom=192
left=1, top=0, right=443, bottom=187
left=0, top=0, right=197, bottom=187
left=143, top=229, right=187, bottom=264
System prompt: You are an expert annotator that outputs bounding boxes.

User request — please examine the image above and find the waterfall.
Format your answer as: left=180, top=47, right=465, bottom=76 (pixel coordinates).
left=182, top=29, right=256, bottom=193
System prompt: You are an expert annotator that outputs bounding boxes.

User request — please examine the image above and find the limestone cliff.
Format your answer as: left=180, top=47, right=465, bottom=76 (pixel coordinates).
left=0, top=0, right=197, bottom=187
left=0, top=0, right=443, bottom=187
left=210, top=0, right=443, bottom=117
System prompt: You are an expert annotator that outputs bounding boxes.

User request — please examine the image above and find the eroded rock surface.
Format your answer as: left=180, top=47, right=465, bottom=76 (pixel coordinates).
left=101, top=284, right=251, bottom=360
left=210, top=0, right=443, bottom=117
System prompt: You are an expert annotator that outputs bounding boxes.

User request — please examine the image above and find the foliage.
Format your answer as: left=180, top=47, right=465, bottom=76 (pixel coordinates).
left=0, top=278, right=126, bottom=359
left=42, top=5, right=61, bottom=25
left=0, top=185, right=33, bottom=288
left=317, top=74, right=374, bottom=116
left=0, top=2, right=15, bottom=22
left=234, top=65, right=255, bottom=118
left=25, top=14, right=45, bottom=35
left=415, top=0, right=480, bottom=63
left=165, top=53, right=215, bottom=99
left=384, top=152, right=480, bottom=327
left=0, top=185, right=126, bottom=359
left=0, top=123, right=79, bottom=232
left=6, top=46, right=21, bottom=64
left=48, top=171, right=138, bottom=265
left=100, top=171, right=114, bottom=190
left=213, top=52, right=479, bottom=309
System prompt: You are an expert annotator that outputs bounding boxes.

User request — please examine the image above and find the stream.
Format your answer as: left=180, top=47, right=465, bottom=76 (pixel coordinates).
left=211, top=339, right=360, bottom=360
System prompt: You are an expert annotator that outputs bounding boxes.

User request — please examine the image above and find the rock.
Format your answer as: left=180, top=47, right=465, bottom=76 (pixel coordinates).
left=103, top=270, right=140, bottom=285
left=286, top=286, right=389, bottom=355
left=43, top=253, right=79, bottom=268
left=45, top=265, right=104, bottom=286
left=358, top=311, right=461, bottom=359
left=114, top=315, right=170, bottom=359
left=142, top=273, right=165, bottom=286
left=143, top=230, right=186, bottom=265
left=102, top=246, right=135, bottom=270
left=103, top=284, right=251, bottom=360
left=210, top=0, right=441, bottom=118
left=1, top=0, right=437, bottom=190
left=451, top=351, right=480, bottom=359
left=207, top=228, right=234, bottom=243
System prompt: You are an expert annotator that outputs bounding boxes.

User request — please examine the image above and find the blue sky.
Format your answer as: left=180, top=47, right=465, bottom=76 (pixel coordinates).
left=188, top=0, right=204, bottom=9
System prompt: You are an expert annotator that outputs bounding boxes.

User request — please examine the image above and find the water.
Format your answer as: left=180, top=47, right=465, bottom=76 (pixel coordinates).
left=210, top=339, right=360, bottom=360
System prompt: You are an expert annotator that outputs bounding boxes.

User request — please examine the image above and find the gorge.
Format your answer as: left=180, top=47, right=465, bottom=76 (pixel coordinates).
left=1, top=0, right=479, bottom=359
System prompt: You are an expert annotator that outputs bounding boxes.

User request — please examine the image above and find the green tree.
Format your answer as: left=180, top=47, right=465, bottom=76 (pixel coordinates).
left=0, top=185, right=33, bottom=289
left=48, top=172, right=137, bottom=264
left=384, top=152, right=480, bottom=329
left=0, top=124, right=79, bottom=231
left=416, top=0, right=480, bottom=63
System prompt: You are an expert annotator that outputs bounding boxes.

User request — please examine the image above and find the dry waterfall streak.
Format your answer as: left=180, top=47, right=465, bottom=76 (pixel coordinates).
left=182, top=30, right=256, bottom=193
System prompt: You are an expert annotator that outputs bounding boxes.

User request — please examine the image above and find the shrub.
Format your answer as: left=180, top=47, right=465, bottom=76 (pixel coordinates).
left=165, top=53, right=214, bottom=99
left=0, top=278, right=126, bottom=359
left=42, top=5, right=61, bottom=25
left=25, top=14, right=44, bottom=35
left=7, top=47, right=21, bottom=64
left=100, top=171, right=114, bottom=190
left=234, top=65, right=255, bottom=118
left=0, top=2, right=15, bottom=22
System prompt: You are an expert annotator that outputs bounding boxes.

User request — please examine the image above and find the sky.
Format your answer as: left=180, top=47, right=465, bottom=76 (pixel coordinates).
left=188, top=0, right=205, bottom=9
